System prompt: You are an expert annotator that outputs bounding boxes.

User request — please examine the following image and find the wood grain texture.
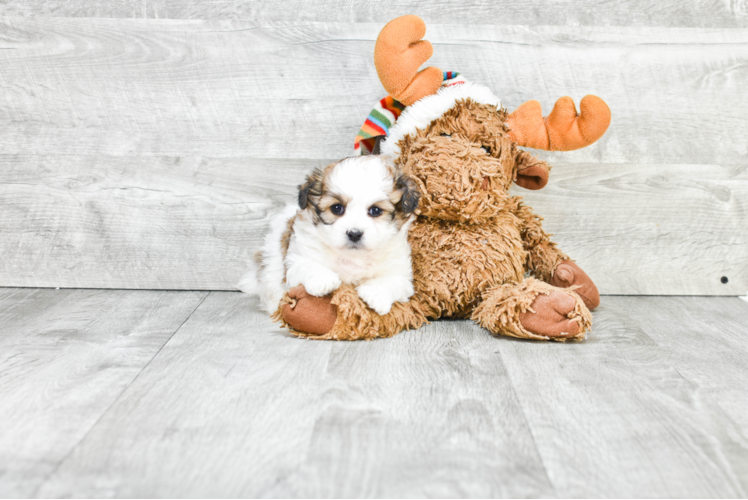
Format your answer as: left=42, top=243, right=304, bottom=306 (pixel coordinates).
left=0, top=288, right=207, bottom=497
left=1, top=19, right=747, bottom=165
left=620, top=296, right=748, bottom=431
left=14, top=292, right=747, bottom=497
left=1, top=155, right=745, bottom=294
left=0, top=155, right=326, bottom=289
left=280, top=321, right=552, bottom=498
left=2, top=0, right=748, bottom=28
left=36, top=292, right=338, bottom=498
left=0, top=18, right=746, bottom=292
left=36, top=291, right=553, bottom=497
left=521, top=162, right=748, bottom=296
left=496, top=296, right=748, bottom=497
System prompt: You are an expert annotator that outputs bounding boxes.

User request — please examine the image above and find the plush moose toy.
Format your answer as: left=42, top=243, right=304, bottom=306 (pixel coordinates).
left=275, top=15, right=611, bottom=341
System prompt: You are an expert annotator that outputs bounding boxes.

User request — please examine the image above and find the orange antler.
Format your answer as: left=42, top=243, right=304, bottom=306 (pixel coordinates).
left=374, top=15, right=443, bottom=106
left=506, top=95, right=611, bottom=151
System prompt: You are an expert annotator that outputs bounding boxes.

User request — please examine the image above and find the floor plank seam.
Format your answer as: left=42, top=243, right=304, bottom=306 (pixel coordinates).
left=28, top=291, right=212, bottom=497
left=493, top=345, right=559, bottom=498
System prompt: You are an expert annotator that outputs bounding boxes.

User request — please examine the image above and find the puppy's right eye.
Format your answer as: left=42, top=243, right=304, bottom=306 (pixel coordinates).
left=330, top=204, right=345, bottom=216
left=367, top=206, right=383, bottom=217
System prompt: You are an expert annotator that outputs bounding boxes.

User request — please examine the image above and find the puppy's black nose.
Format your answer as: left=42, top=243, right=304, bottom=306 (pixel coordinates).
left=346, top=229, right=363, bottom=242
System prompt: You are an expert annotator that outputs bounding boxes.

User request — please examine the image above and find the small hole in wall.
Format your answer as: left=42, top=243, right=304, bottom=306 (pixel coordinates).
left=721, top=276, right=729, bottom=284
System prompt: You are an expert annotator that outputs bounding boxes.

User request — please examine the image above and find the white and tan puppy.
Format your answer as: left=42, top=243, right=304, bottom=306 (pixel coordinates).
left=239, top=155, right=420, bottom=316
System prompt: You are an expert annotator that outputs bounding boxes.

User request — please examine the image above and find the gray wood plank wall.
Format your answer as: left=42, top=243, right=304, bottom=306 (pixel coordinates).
left=0, top=6, right=746, bottom=293
left=3, top=1, right=748, bottom=28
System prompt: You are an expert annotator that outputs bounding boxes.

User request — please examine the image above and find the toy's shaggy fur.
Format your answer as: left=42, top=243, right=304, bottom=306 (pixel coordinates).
left=380, top=80, right=501, bottom=158
left=276, top=98, right=593, bottom=341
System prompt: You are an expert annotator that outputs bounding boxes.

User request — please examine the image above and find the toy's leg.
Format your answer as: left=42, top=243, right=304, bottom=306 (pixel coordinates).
left=274, top=285, right=429, bottom=341
left=472, top=277, right=591, bottom=341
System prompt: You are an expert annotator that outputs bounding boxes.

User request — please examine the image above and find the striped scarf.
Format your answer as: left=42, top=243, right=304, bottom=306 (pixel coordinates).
left=354, top=71, right=463, bottom=155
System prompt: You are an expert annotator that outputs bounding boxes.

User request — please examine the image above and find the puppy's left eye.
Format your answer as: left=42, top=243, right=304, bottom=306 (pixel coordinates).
left=367, top=206, right=383, bottom=217
left=330, top=204, right=345, bottom=216
left=481, top=145, right=491, bottom=154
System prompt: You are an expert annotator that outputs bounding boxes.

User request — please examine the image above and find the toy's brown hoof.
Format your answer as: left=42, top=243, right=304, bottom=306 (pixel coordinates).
left=282, top=286, right=338, bottom=335
left=519, top=290, right=581, bottom=338
left=550, top=260, right=600, bottom=310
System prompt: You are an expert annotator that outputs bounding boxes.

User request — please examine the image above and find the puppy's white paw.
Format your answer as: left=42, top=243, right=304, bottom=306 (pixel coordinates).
left=303, top=271, right=341, bottom=297
left=393, top=280, right=415, bottom=304
left=357, top=283, right=395, bottom=315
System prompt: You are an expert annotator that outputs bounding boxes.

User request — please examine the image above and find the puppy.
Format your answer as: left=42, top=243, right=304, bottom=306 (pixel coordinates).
left=239, top=155, right=420, bottom=316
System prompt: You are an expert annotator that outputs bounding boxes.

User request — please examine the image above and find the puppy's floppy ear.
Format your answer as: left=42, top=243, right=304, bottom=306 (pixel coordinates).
left=298, top=168, right=324, bottom=209
left=394, top=174, right=420, bottom=214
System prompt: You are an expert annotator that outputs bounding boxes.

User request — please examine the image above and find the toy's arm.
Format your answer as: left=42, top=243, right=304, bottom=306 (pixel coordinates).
left=514, top=202, right=599, bottom=309
left=512, top=148, right=565, bottom=280
left=274, top=285, right=428, bottom=340
left=512, top=152, right=600, bottom=310
left=513, top=199, right=569, bottom=283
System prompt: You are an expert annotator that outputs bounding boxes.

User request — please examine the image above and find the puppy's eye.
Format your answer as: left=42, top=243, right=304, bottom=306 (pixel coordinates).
left=367, top=206, right=383, bottom=217
left=330, top=204, right=345, bottom=216
left=481, top=145, right=491, bottom=154
left=440, top=133, right=452, bottom=138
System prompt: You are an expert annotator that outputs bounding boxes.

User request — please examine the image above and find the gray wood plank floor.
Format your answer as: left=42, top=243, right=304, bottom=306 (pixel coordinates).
left=0, top=288, right=208, bottom=497
left=2, top=289, right=747, bottom=498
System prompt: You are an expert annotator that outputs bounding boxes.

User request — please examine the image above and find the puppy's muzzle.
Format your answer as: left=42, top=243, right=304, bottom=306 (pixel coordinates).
left=346, top=229, right=363, bottom=243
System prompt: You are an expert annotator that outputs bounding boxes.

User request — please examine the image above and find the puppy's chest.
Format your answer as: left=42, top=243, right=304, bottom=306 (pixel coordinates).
left=332, top=257, right=377, bottom=285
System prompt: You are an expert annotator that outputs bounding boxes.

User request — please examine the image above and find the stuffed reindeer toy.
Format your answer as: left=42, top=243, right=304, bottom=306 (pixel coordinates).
left=276, top=15, right=611, bottom=341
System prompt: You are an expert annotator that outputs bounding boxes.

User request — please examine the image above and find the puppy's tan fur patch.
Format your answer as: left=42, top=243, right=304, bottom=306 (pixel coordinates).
left=280, top=215, right=296, bottom=260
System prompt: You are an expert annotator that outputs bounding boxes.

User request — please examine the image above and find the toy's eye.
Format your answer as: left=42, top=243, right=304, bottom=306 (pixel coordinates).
left=481, top=145, right=491, bottom=154
left=330, top=204, right=345, bottom=216
left=367, top=206, right=383, bottom=217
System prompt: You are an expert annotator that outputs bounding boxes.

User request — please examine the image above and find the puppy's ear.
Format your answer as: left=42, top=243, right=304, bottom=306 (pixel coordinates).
left=394, top=174, right=420, bottom=214
left=298, top=168, right=324, bottom=209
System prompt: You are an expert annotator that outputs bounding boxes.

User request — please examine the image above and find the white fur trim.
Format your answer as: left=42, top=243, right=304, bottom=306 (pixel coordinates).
left=380, top=81, right=502, bottom=158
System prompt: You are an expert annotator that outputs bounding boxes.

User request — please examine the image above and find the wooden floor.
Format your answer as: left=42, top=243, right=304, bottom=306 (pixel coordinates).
left=0, top=289, right=747, bottom=497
